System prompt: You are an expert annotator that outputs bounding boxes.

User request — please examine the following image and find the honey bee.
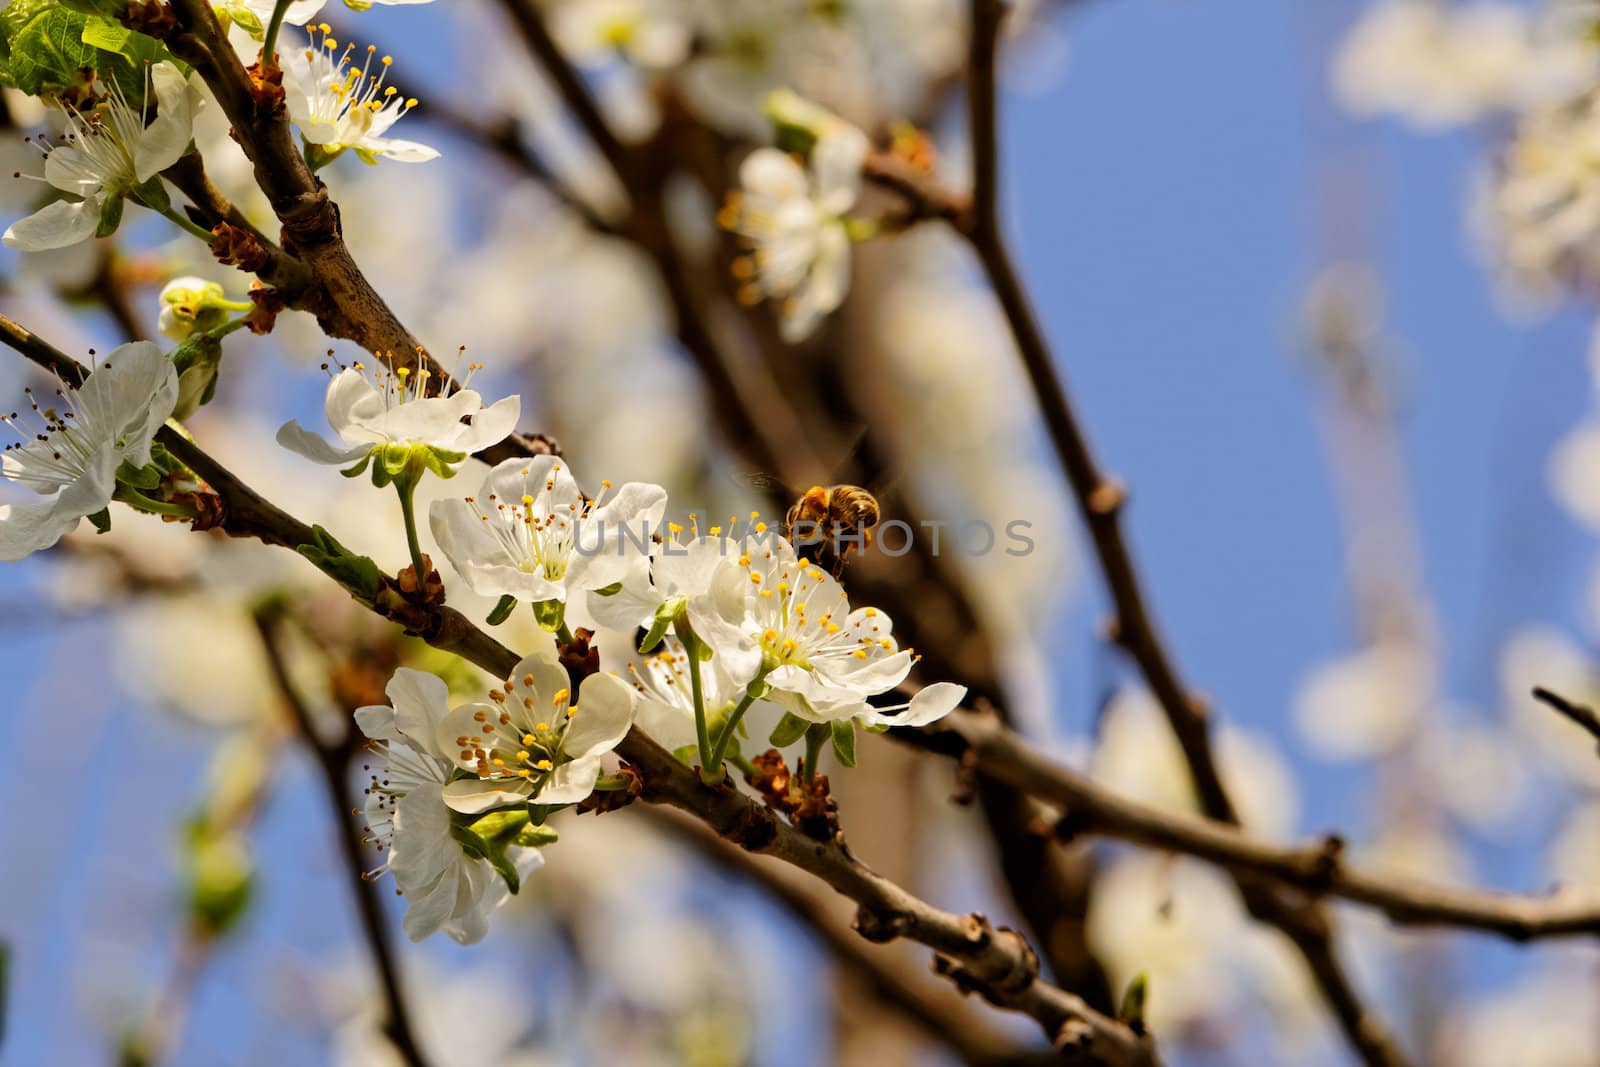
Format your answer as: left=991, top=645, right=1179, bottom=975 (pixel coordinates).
left=774, top=483, right=881, bottom=577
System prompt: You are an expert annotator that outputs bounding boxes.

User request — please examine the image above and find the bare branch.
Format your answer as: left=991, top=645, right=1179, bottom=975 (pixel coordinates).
left=642, top=808, right=1059, bottom=1067
left=252, top=604, right=433, bottom=1067
left=957, top=4, right=1408, bottom=1065
left=900, top=707, right=1600, bottom=939
left=1532, top=686, right=1600, bottom=755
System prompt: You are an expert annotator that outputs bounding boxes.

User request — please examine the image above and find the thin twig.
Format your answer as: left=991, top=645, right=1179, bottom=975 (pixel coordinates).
left=1532, top=686, right=1600, bottom=755
left=957, top=5, right=1409, bottom=1065
left=898, top=706, right=1600, bottom=941
left=252, top=604, right=433, bottom=1067
left=642, top=807, right=1058, bottom=1067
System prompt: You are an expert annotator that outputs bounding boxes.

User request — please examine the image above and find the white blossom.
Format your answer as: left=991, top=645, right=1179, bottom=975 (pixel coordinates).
left=0, top=342, right=177, bottom=561
left=551, top=0, right=691, bottom=69
left=588, top=528, right=763, bottom=681
left=436, top=632, right=635, bottom=813
left=619, top=634, right=753, bottom=750
left=1487, top=92, right=1600, bottom=293
left=428, top=455, right=665, bottom=606
left=1293, top=642, right=1433, bottom=760
left=715, top=532, right=963, bottom=725
left=1333, top=1, right=1591, bottom=130
left=276, top=359, right=519, bottom=468
left=3, top=64, right=201, bottom=251
left=355, top=668, right=543, bottom=944
left=724, top=123, right=868, bottom=341
left=282, top=27, right=438, bottom=165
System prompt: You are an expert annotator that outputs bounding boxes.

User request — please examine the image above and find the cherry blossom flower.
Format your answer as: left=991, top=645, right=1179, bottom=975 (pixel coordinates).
left=723, top=119, right=869, bottom=341
left=436, top=632, right=635, bottom=814
left=282, top=26, right=438, bottom=166
left=428, top=455, right=665, bottom=607
left=355, top=668, right=544, bottom=944
left=0, top=342, right=177, bottom=561
left=3, top=63, right=202, bottom=251
left=276, top=358, right=518, bottom=469
left=551, top=0, right=691, bottom=69
left=716, top=533, right=963, bottom=726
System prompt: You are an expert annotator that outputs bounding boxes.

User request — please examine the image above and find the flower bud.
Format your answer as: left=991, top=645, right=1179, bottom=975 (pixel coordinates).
left=158, top=276, right=233, bottom=341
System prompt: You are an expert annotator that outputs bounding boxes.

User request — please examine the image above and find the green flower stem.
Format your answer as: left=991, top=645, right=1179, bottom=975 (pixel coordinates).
left=803, top=723, right=828, bottom=784
left=592, top=775, right=634, bottom=792
left=113, top=486, right=196, bottom=519
left=726, top=752, right=757, bottom=778
left=262, top=0, right=294, bottom=63
left=704, top=676, right=768, bottom=785
left=156, top=204, right=217, bottom=244
left=556, top=620, right=575, bottom=644
left=677, top=624, right=716, bottom=781
left=204, top=317, right=253, bottom=341
left=393, top=479, right=429, bottom=581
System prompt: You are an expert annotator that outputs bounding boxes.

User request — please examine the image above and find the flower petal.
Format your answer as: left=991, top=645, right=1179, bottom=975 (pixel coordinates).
left=565, top=671, right=635, bottom=759
left=535, top=753, right=602, bottom=805
left=441, top=777, right=533, bottom=814
left=135, top=63, right=200, bottom=182
left=275, top=419, right=372, bottom=465
left=386, top=667, right=453, bottom=750
left=4, top=197, right=103, bottom=251
left=449, top=393, right=521, bottom=454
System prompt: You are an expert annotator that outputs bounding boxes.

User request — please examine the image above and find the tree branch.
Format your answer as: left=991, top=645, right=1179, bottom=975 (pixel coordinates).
left=958, top=4, right=1408, bottom=1065
left=252, top=603, right=433, bottom=1067
left=641, top=807, right=1058, bottom=1067
left=900, top=706, right=1600, bottom=941
left=1532, top=686, right=1600, bottom=755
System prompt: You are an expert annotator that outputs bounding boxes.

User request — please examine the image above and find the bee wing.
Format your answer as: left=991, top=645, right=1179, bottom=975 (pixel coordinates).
left=733, top=471, right=794, bottom=499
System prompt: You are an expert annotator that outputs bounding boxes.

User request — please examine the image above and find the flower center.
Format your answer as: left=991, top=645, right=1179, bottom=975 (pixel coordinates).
left=454, top=681, right=579, bottom=787
left=303, top=25, right=420, bottom=143
left=463, top=469, right=616, bottom=580
left=2, top=382, right=102, bottom=493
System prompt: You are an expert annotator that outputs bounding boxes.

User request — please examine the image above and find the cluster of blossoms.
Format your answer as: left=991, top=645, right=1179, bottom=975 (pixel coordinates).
left=1333, top=0, right=1600, bottom=296
left=303, top=366, right=964, bottom=941
left=0, top=334, right=967, bottom=947
left=4, top=2, right=440, bottom=257
left=722, top=91, right=873, bottom=341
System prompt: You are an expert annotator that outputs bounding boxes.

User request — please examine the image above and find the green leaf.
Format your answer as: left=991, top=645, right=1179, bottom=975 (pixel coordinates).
left=115, top=459, right=161, bottom=490
left=57, top=0, right=130, bottom=17
left=769, top=712, right=810, bottom=749
left=3, top=4, right=97, bottom=94
left=86, top=506, right=110, bottom=534
left=1, top=4, right=177, bottom=100
left=94, top=191, right=123, bottom=239
left=295, top=524, right=382, bottom=601
left=78, top=15, right=133, bottom=53
left=486, top=594, right=517, bottom=626
left=830, top=719, right=856, bottom=768
left=640, top=595, right=685, bottom=653
left=592, top=580, right=623, bottom=596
